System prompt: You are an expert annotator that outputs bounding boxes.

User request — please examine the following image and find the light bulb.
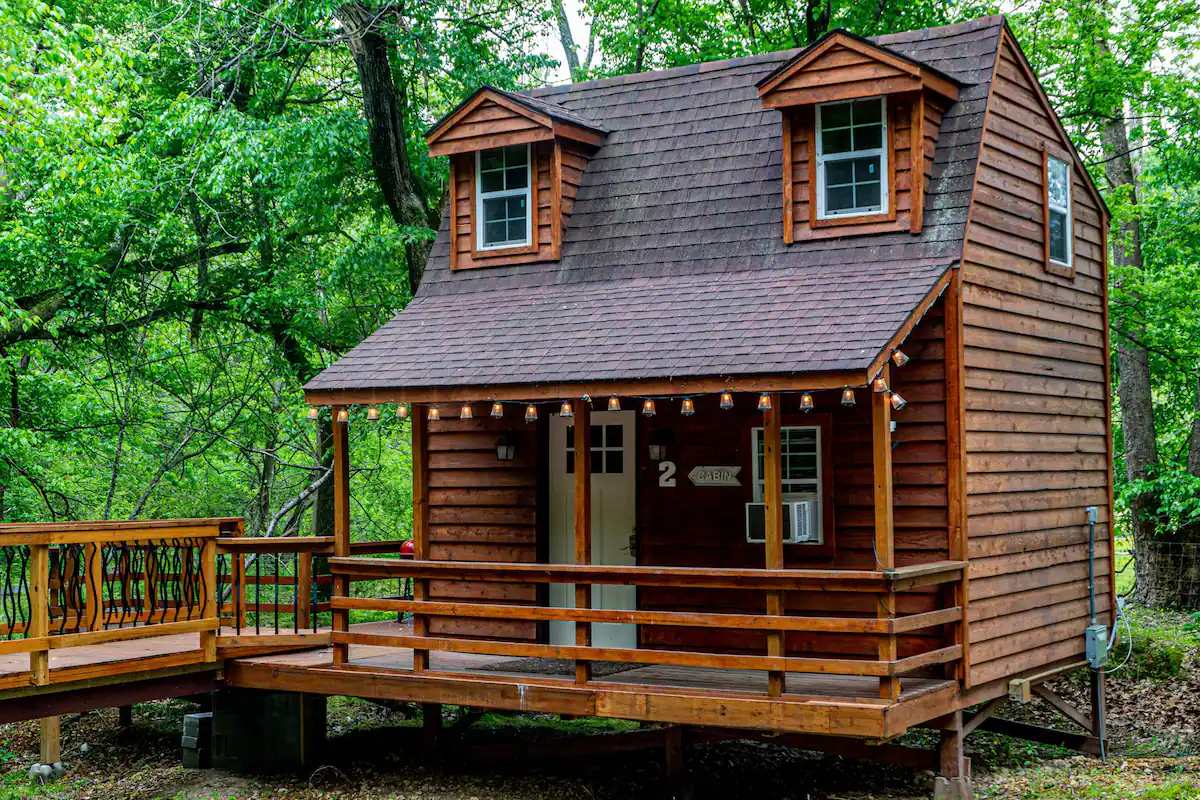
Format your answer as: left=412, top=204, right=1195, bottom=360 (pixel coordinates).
left=396, top=405, right=408, bottom=420
left=459, top=403, right=473, bottom=420
left=680, top=398, right=695, bottom=416
left=491, top=402, right=504, bottom=419
left=335, top=408, right=348, bottom=423
left=757, top=393, right=772, bottom=411
left=719, top=392, right=734, bottom=410
left=560, top=401, right=573, bottom=418
left=608, top=396, right=621, bottom=412
left=841, top=387, right=856, bottom=407
left=306, top=407, right=319, bottom=421
left=891, top=349, right=910, bottom=368
left=367, top=406, right=380, bottom=421
left=889, top=391, right=907, bottom=411
left=525, top=404, right=538, bottom=422
left=642, top=399, right=656, bottom=417
left=427, top=406, right=440, bottom=421
left=872, top=375, right=888, bottom=393
left=800, top=392, right=814, bottom=412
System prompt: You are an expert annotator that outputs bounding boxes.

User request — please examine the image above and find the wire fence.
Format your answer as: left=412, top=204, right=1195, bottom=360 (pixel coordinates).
left=1122, top=540, right=1200, bottom=610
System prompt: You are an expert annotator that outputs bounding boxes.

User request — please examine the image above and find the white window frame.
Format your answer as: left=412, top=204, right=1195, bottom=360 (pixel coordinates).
left=1046, top=154, right=1072, bottom=268
left=475, top=144, right=532, bottom=251
left=751, top=425, right=823, bottom=543
left=815, top=97, right=889, bottom=220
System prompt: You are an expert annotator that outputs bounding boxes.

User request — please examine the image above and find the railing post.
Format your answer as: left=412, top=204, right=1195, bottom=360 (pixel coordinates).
left=201, top=537, right=217, bottom=662
left=28, top=543, right=49, bottom=685
left=410, top=405, right=430, bottom=672
left=573, top=399, right=592, bottom=685
left=332, top=405, right=352, bottom=667
left=872, top=366, right=901, bottom=701
left=296, top=552, right=312, bottom=631
left=762, top=392, right=786, bottom=697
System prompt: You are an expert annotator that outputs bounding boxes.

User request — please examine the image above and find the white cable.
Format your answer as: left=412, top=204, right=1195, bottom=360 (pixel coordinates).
left=1103, top=600, right=1134, bottom=674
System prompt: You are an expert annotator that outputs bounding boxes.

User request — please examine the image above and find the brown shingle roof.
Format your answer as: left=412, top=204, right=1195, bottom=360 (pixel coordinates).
left=306, top=16, right=1004, bottom=395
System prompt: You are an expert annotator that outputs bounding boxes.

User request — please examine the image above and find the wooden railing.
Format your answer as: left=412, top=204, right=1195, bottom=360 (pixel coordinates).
left=0, top=518, right=234, bottom=684
left=328, top=558, right=966, bottom=694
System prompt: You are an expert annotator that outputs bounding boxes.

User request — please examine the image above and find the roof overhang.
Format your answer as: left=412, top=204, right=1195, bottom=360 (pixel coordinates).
left=757, top=30, right=962, bottom=108
left=425, top=86, right=607, bottom=158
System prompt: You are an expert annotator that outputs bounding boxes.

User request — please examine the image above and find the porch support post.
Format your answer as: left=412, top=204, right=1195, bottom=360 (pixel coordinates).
left=573, top=399, right=593, bottom=684
left=332, top=406, right=351, bottom=667
left=762, top=392, right=786, bottom=697
left=411, top=406, right=431, bottom=672
left=934, top=710, right=973, bottom=800
left=872, top=367, right=900, bottom=701
left=943, top=270, right=970, bottom=686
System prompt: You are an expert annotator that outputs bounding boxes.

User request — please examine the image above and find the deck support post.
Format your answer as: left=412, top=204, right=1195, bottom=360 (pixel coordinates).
left=411, top=406, right=431, bottom=672
left=872, top=367, right=900, bottom=701
left=118, top=705, right=133, bottom=728
left=332, top=406, right=351, bottom=667
left=762, top=392, right=786, bottom=697
left=933, top=710, right=973, bottom=800
left=200, top=537, right=217, bottom=662
left=39, top=715, right=60, bottom=767
left=573, top=399, right=593, bottom=685
left=422, top=702, right=443, bottom=755
left=663, top=726, right=692, bottom=800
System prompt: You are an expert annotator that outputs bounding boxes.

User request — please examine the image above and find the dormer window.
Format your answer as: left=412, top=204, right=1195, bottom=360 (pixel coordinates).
left=816, top=98, right=888, bottom=218
left=477, top=144, right=531, bottom=249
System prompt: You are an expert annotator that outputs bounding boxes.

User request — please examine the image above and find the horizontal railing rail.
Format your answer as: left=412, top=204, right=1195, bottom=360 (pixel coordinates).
left=328, top=558, right=966, bottom=689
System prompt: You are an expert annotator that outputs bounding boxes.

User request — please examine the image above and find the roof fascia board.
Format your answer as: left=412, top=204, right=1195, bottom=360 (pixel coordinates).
left=865, top=265, right=957, bottom=380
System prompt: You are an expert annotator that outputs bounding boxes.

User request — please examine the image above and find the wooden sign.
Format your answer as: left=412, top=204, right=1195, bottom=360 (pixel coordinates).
left=687, top=466, right=742, bottom=487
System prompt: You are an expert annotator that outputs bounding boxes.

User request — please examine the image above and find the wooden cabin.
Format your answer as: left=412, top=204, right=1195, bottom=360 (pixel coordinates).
left=299, top=16, right=1115, bottom=797
left=0, top=14, right=1103, bottom=800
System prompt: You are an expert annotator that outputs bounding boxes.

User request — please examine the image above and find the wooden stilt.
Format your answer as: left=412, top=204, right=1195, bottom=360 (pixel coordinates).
left=934, top=711, right=973, bottom=800
left=422, top=702, right=442, bottom=755
left=663, top=725, right=692, bottom=800
left=762, top=392, right=786, bottom=697
left=118, top=704, right=133, bottom=728
left=332, top=407, right=351, bottom=667
left=39, top=716, right=60, bottom=765
left=573, top=400, right=592, bottom=685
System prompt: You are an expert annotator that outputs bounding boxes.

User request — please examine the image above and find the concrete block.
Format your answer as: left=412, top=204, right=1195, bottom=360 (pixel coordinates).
left=211, top=688, right=325, bottom=774
left=933, top=776, right=974, bottom=800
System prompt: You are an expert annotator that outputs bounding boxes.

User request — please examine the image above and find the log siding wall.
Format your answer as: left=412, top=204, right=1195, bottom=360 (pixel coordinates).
left=961, top=34, right=1112, bottom=697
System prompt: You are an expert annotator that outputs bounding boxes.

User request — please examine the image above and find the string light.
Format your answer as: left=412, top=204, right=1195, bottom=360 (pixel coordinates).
left=608, top=396, right=621, bottom=412
left=336, top=408, right=349, bottom=423
left=306, top=407, right=319, bottom=421
left=560, top=401, right=573, bottom=417
left=642, top=399, right=656, bottom=417
left=889, top=391, right=907, bottom=411
left=367, top=406, right=380, bottom=421
left=525, top=404, right=538, bottom=422
left=800, top=392, right=814, bottom=412
left=459, top=403, right=473, bottom=420
left=396, top=405, right=408, bottom=420
left=491, top=402, right=504, bottom=419
left=427, top=406, right=440, bottom=421
left=841, top=387, right=856, bottom=407
left=872, top=374, right=888, bottom=393
left=680, top=397, right=695, bottom=416
left=757, top=393, right=772, bottom=411
left=891, top=349, right=910, bottom=368
left=720, top=392, right=734, bottom=410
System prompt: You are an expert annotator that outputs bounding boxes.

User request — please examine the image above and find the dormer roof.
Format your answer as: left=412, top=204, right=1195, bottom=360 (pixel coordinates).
left=425, top=85, right=608, bottom=157
left=757, top=29, right=962, bottom=108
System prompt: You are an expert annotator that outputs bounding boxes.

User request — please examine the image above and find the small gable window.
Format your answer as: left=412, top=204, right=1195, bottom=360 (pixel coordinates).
left=816, top=98, right=888, bottom=219
left=1045, top=154, right=1072, bottom=271
left=476, top=144, right=531, bottom=249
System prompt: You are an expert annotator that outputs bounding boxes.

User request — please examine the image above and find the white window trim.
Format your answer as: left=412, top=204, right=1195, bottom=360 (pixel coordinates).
left=815, top=97, right=889, bottom=220
left=475, top=144, right=533, bottom=251
left=1047, top=155, right=1073, bottom=268
left=751, top=425, right=823, bottom=543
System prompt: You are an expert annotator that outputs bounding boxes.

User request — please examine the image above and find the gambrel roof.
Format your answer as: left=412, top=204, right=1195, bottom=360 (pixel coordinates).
left=306, top=16, right=1008, bottom=398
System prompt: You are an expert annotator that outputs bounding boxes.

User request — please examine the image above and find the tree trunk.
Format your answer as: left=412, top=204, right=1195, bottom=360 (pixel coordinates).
left=1188, top=367, right=1200, bottom=478
left=552, top=0, right=582, bottom=80
left=337, top=2, right=432, bottom=293
left=805, top=0, right=831, bottom=45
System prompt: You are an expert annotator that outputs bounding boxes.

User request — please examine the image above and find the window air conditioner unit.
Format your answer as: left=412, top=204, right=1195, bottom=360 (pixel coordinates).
left=745, top=500, right=820, bottom=544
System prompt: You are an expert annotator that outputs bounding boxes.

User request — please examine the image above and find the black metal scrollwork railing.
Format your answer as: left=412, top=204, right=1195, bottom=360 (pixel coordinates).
left=0, top=545, right=31, bottom=640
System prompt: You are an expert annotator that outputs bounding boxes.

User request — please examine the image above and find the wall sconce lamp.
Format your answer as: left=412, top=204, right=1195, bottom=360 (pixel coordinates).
left=496, top=432, right=518, bottom=462
left=648, top=429, right=673, bottom=463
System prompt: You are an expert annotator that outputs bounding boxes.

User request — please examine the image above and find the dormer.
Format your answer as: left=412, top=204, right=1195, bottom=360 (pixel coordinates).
left=757, top=31, right=961, bottom=241
left=426, top=87, right=607, bottom=270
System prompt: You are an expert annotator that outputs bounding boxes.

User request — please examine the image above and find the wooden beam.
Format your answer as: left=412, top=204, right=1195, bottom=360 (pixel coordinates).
left=872, top=368, right=899, bottom=701
left=910, top=93, right=925, bottom=234
left=962, top=696, right=1006, bottom=737
left=762, top=392, right=785, bottom=697
left=969, top=715, right=1101, bottom=756
left=1032, top=684, right=1092, bottom=732
left=411, top=407, right=430, bottom=673
left=303, top=371, right=868, bottom=407
left=573, top=399, right=592, bottom=684
left=781, top=111, right=794, bottom=244
left=332, top=407, right=351, bottom=667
